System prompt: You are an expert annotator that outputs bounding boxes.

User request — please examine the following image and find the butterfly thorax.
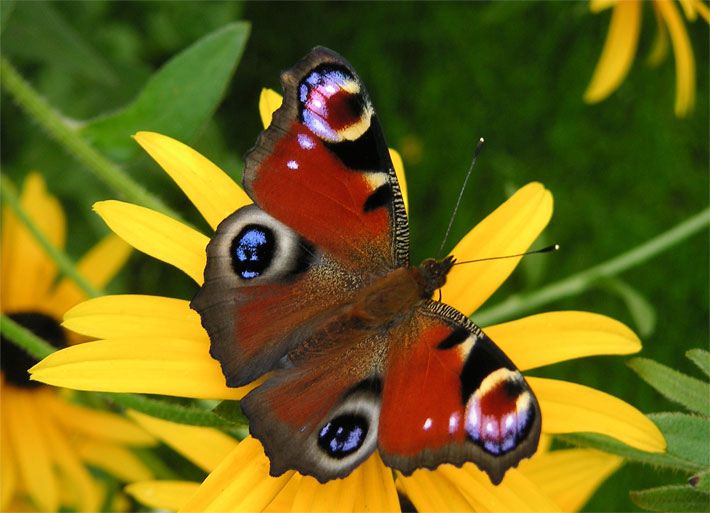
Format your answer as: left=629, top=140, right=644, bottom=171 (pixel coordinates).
left=345, top=256, right=455, bottom=329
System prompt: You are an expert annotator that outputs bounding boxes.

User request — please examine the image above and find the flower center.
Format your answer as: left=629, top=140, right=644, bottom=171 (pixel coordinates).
left=1, top=312, right=66, bottom=388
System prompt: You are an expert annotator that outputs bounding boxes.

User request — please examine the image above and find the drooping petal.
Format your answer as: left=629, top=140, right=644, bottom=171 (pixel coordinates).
left=529, top=377, right=666, bottom=452
left=127, top=410, right=238, bottom=473
left=179, top=437, right=293, bottom=512
left=4, top=388, right=58, bottom=512
left=94, top=201, right=208, bottom=284
left=35, top=392, right=100, bottom=513
left=30, top=338, right=250, bottom=400
left=584, top=0, right=642, bottom=104
left=75, top=439, right=153, bottom=482
left=359, top=452, right=400, bottom=512
left=677, top=0, right=697, bottom=20
left=389, top=148, right=408, bottom=213
left=518, top=449, right=623, bottom=512
left=1, top=173, right=66, bottom=312
left=44, top=392, right=155, bottom=446
left=63, top=295, right=205, bottom=341
left=656, top=0, right=696, bottom=116
left=259, top=88, right=283, bottom=128
left=694, top=0, right=710, bottom=22
left=126, top=481, right=200, bottom=512
left=648, top=4, right=671, bottom=66
left=47, top=235, right=132, bottom=318
left=134, top=132, right=251, bottom=230
left=485, top=311, right=641, bottom=371
left=442, top=183, right=553, bottom=316
left=397, top=468, right=475, bottom=512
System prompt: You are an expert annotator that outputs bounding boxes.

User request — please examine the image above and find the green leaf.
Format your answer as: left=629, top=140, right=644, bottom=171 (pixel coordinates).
left=1, top=1, right=116, bottom=84
left=650, top=413, right=710, bottom=468
left=630, top=485, right=710, bottom=512
left=81, top=22, right=250, bottom=162
left=212, top=400, right=249, bottom=426
left=599, top=277, right=657, bottom=337
left=687, top=349, right=710, bottom=379
left=559, top=433, right=703, bottom=473
left=628, top=357, right=710, bottom=416
left=689, top=470, right=710, bottom=494
left=103, top=393, right=233, bottom=428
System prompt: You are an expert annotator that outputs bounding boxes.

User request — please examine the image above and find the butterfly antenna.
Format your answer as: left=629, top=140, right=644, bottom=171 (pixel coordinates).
left=453, top=244, right=560, bottom=266
left=437, top=137, right=485, bottom=258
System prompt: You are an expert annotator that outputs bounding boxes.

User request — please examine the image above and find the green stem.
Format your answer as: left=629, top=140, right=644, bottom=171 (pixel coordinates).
left=475, top=207, right=710, bottom=326
left=1, top=175, right=102, bottom=298
left=1, top=314, right=56, bottom=359
left=0, top=56, right=177, bottom=219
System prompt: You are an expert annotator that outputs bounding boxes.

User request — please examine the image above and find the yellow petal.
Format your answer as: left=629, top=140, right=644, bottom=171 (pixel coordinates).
left=389, top=148, right=408, bottom=214
left=359, top=452, right=400, bottom=512
left=126, top=481, right=200, bottom=512
left=529, top=377, right=666, bottom=452
left=589, top=0, right=617, bottom=12
left=693, top=0, right=710, bottom=22
left=656, top=0, right=696, bottom=116
left=485, top=311, right=641, bottom=371
left=264, top=474, right=303, bottom=513
left=94, top=200, right=208, bottom=284
left=76, top=439, right=153, bottom=482
left=1, top=396, right=17, bottom=510
left=30, top=338, right=250, bottom=400
left=259, top=88, right=283, bottom=128
left=648, top=4, right=671, bottom=66
left=127, top=410, right=238, bottom=473
left=179, top=437, right=293, bottom=513
left=63, top=295, right=205, bottom=341
left=518, top=448, right=623, bottom=512
left=134, top=132, right=251, bottom=230
left=289, top=452, right=397, bottom=513
left=584, top=0, right=642, bottom=103
left=44, top=392, right=155, bottom=446
left=35, top=392, right=100, bottom=513
left=1, top=173, right=65, bottom=312
left=442, top=183, right=553, bottom=316
left=4, top=389, right=58, bottom=512
left=677, top=0, right=698, bottom=20
left=47, top=235, right=132, bottom=317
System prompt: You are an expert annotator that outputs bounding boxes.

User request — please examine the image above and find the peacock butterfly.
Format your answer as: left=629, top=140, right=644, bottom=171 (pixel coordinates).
left=191, top=47, right=541, bottom=485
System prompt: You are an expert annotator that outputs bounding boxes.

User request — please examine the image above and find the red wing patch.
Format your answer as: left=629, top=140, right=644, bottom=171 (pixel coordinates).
left=378, top=301, right=541, bottom=484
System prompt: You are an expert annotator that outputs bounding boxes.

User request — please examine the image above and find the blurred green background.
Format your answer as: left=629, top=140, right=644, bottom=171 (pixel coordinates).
left=1, top=1, right=707, bottom=510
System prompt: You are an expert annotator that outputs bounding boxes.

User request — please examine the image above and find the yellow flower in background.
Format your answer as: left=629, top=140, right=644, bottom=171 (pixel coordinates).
left=30, top=91, right=664, bottom=511
left=585, top=0, right=709, bottom=117
left=0, top=173, right=155, bottom=512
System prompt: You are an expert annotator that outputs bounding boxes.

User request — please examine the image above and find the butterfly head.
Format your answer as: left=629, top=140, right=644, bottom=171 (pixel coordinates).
left=417, top=255, right=456, bottom=298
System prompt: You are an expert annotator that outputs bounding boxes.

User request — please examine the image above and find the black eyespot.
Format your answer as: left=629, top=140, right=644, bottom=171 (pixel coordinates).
left=317, top=414, right=368, bottom=459
left=230, top=224, right=276, bottom=279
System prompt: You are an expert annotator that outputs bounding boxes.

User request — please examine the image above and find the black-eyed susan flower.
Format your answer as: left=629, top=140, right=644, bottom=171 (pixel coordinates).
left=123, top=416, right=623, bottom=512
left=0, top=173, right=156, bottom=512
left=30, top=91, right=665, bottom=512
left=585, top=0, right=708, bottom=117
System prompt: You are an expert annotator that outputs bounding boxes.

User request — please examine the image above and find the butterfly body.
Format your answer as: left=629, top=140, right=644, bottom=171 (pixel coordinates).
left=192, top=47, right=541, bottom=485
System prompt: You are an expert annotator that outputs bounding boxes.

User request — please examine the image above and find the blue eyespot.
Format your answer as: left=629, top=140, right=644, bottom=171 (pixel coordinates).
left=317, top=414, right=368, bottom=459
left=230, top=224, right=275, bottom=280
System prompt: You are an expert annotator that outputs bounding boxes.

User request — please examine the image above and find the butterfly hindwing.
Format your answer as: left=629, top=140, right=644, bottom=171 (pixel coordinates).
left=378, top=300, right=541, bottom=484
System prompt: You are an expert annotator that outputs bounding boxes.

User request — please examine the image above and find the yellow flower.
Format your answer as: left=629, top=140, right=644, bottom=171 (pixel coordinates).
left=30, top=91, right=665, bottom=512
left=122, top=416, right=623, bottom=513
left=585, top=0, right=708, bottom=117
left=1, top=173, right=155, bottom=512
